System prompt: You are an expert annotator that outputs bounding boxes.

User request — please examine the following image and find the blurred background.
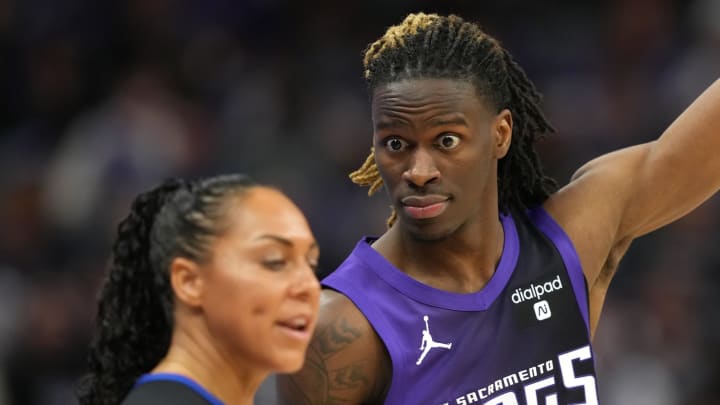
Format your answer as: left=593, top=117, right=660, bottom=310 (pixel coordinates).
left=0, top=0, right=718, bottom=404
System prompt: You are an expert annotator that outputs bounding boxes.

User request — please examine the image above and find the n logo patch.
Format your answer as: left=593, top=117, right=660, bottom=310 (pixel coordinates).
left=534, top=300, right=552, bottom=321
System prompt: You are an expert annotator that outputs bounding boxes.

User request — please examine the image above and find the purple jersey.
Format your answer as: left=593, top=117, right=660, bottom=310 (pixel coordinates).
left=322, top=207, right=599, bottom=405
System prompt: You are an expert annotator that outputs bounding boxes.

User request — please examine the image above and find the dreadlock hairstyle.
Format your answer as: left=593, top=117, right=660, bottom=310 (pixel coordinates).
left=349, top=12, right=557, bottom=227
left=76, top=174, right=256, bottom=405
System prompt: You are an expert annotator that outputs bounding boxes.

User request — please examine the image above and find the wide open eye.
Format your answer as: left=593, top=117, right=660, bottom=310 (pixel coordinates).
left=383, top=136, right=409, bottom=152
left=436, top=134, right=461, bottom=150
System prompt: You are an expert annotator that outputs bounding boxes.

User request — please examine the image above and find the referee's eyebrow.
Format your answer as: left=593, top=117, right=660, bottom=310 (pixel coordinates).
left=255, top=234, right=319, bottom=250
left=255, top=235, right=292, bottom=246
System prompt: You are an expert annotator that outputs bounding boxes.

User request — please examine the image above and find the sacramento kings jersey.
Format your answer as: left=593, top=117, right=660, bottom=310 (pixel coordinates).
left=322, top=207, right=599, bottom=405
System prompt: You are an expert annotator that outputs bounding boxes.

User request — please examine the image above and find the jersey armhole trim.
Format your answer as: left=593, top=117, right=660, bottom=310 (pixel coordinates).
left=528, top=206, right=591, bottom=334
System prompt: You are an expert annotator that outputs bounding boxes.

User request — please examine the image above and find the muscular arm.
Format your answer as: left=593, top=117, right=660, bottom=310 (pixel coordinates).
left=544, top=79, right=720, bottom=336
left=277, top=289, right=391, bottom=404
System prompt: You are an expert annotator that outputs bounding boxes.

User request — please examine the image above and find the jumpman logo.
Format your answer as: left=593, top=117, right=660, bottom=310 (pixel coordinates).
left=416, top=315, right=452, bottom=365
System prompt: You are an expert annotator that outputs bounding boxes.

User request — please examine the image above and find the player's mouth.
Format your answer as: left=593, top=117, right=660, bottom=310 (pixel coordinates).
left=401, top=195, right=450, bottom=219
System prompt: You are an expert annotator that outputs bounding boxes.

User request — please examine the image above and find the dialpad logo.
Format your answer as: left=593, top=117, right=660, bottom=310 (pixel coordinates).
left=511, top=275, right=563, bottom=304
left=511, top=274, right=576, bottom=327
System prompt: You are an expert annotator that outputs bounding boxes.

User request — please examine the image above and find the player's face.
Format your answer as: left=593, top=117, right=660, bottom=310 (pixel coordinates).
left=199, top=187, right=320, bottom=373
left=372, top=78, right=511, bottom=240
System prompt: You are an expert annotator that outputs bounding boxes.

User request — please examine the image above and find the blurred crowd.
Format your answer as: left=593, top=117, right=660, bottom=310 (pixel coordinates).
left=0, top=0, right=718, bottom=404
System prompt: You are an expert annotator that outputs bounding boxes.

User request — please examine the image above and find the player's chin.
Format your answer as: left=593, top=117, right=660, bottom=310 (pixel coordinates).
left=401, top=219, right=457, bottom=242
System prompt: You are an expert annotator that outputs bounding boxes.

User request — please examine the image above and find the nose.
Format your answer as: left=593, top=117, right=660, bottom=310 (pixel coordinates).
left=289, top=265, right=321, bottom=301
left=402, top=147, right=440, bottom=188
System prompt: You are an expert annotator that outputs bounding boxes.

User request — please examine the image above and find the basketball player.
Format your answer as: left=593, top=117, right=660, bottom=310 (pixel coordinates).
left=76, top=174, right=321, bottom=405
left=277, top=13, right=720, bottom=404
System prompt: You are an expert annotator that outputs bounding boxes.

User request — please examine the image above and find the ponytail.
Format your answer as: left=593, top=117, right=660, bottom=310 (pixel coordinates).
left=77, top=179, right=187, bottom=405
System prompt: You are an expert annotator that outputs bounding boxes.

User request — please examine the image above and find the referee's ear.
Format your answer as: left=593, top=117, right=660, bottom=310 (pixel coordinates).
left=169, top=257, right=205, bottom=308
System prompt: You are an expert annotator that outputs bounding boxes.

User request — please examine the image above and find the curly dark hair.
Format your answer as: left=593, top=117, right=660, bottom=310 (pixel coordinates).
left=76, top=173, right=255, bottom=405
left=349, top=12, right=557, bottom=226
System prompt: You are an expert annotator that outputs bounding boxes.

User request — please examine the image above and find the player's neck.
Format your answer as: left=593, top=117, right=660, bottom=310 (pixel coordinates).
left=375, top=210, right=505, bottom=293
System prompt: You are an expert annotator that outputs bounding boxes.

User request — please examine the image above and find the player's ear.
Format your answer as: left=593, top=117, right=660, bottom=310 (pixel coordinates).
left=493, top=109, right=512, bottom=158
left=169, top=257, right=205, bottom=307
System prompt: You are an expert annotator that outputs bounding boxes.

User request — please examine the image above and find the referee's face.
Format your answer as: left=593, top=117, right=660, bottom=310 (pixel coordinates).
left=183, top=187, right=321, bottom=373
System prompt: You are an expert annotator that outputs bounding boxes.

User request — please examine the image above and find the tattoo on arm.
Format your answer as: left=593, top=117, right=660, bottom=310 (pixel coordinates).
left=330, top=364, right=370, bottom=390
left=284, top=317, right=374, bottom=404
left=318, top=317, right=362, bottom=356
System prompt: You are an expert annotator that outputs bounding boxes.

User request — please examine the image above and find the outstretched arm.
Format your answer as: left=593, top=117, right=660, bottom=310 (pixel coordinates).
left=544, top=79, right=720, bottom=335
left=277, top=289, right=391, bottom=404
left=615, top=79, right=720, bottom=238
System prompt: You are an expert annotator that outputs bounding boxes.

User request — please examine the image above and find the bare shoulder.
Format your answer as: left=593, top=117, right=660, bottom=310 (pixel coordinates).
left=543, top=144, right=650, bottom=284
left=543, top=145, right=650, bottom=336
left=277, top=289, right=391, bottom=404
left=542, top=80, right=720, bottom=337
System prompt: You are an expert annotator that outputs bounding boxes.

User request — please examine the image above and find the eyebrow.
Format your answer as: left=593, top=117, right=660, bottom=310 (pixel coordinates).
left=427, top=116, right=468, bottom=127
left=255, top=234, right=318, bottom=250
left=374, top=116, right=468, bottom=130
left=375, top=119, right=407, bottom=130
